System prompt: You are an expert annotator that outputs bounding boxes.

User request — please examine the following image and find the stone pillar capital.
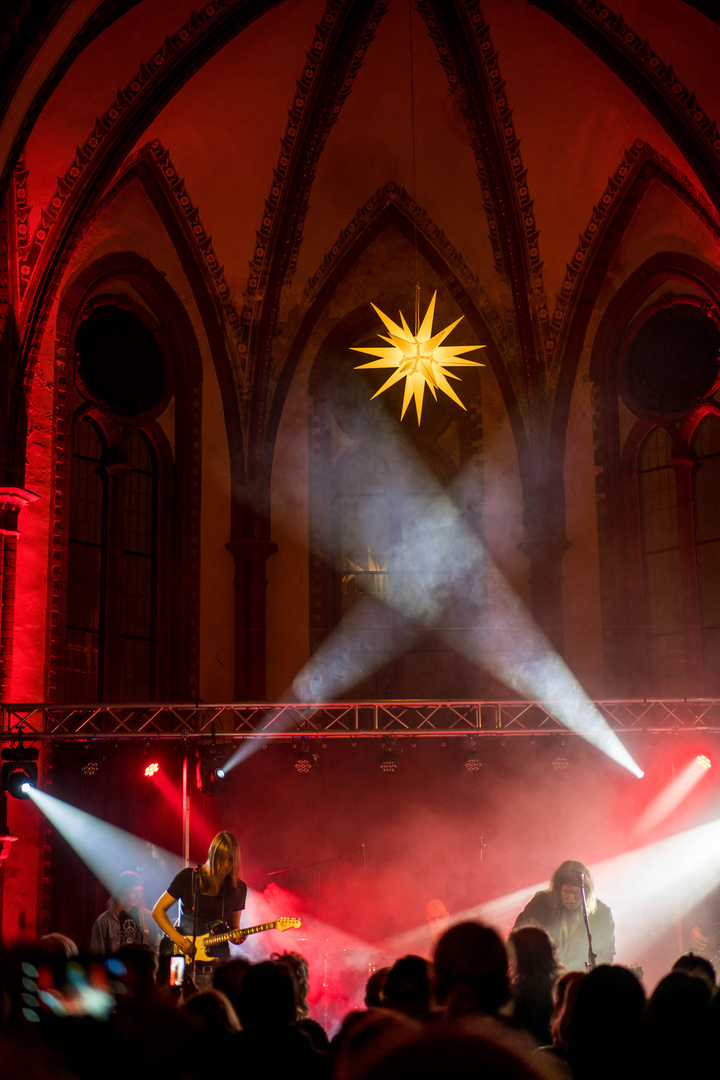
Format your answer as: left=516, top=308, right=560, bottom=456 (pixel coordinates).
left=0, top=487, right=39, bottom=535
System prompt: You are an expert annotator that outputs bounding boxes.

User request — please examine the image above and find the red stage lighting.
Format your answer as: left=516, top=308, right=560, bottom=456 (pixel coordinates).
left=697, top=755, right=711, bottom=770
left=144, top=762, right=160, bottom=778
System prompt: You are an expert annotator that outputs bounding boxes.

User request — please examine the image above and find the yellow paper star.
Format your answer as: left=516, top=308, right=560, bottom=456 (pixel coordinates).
left=352, top=291, right=485, bottom=423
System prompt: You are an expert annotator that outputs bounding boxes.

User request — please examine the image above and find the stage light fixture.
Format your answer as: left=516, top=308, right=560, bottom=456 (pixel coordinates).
left=378, top=740, right=399, bottom=774
left=294, top=742, right=314, bottom=774
left=144, top=762, right=159, bottom=778
left=197, top=752, right=230, bottom=795
left=697, top=755, right=711, bottom=770
left=463, top=737, right=482, bottom=773
left=2, top=746, right=39, bottom=800
left=78, top=741, right=100, bottom=777
left=551, top=736, right=570, bottom=771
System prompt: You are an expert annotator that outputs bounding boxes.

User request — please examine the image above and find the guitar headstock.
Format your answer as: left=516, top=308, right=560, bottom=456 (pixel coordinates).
left=276, top=917, right=302, bottom=931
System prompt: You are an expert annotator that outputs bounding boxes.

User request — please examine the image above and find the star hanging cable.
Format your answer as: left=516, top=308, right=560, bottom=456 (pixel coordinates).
left=352, top=289, right=485, bottom=423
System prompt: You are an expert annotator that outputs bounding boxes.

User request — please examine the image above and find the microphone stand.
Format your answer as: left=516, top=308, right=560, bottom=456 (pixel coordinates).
left=268, top=848, right=366, bottom=906
left=579, top=872, right=597, bottom=971
left=191, top=865, right=201, bottom=984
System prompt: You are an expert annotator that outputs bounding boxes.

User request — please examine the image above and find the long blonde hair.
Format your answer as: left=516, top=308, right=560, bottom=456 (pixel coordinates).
left=201, top=831, right=240, bottom=895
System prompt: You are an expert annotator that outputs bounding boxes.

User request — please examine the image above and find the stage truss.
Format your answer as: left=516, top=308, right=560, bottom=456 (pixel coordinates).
left=2, top=700, right=720, bottom=742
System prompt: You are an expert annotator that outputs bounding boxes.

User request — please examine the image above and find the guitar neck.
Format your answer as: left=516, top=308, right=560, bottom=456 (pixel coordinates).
left=207, top=920, right=280, bottom=946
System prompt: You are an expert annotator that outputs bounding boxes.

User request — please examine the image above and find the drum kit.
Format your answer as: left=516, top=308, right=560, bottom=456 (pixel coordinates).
left=294, top=936, right=393, bottom=1033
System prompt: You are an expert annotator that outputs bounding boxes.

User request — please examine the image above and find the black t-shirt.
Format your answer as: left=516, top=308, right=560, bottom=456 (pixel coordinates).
left=167, top=867, right=247, bottom=956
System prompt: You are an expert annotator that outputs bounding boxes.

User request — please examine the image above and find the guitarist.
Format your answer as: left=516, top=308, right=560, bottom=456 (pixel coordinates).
left=152, top=831, right=247, bottom=988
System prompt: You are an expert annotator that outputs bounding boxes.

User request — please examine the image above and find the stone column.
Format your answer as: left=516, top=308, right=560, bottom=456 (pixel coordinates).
left=0, top=487, right=39, bottom=699
left=0, top=488, right=40, bottom=945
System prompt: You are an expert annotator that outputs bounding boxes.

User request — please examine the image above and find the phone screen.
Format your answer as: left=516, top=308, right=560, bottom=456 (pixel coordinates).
left=169, top=955, right=185, bottom=986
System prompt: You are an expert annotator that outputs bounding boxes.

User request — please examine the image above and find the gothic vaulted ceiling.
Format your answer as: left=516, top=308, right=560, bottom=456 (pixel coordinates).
left=4, top=0, right=720, bottom=495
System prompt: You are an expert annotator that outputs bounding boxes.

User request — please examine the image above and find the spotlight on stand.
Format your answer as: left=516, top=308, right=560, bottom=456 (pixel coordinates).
left=378, top=739, right=399, bottom=774
left=2, top=745, right=39, bottom=800
left=197, top=751, right=229, bottom=795
left=463, top=737, right=482, bottom=773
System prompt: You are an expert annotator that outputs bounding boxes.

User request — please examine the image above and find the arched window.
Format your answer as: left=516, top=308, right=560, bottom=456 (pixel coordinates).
left=118, top=430, right=159, bottom=701
left=65, top=418, right=108, bottom=701
left=65, top=420, right=161, bottom=702
left=337, top=445, right=461, bottom=698
left=309, top=336, right=483, bottom=702
left=63, top=304, right=170, bottom=703
left=636, top=414, right=720, bottom=698
left=593, top=272, right=720, bottom=699
left=54, top=259, right=204, bottom=706
left=638, top=428, right=685, bottom=696
left=692, top=415, right=720, bottom=693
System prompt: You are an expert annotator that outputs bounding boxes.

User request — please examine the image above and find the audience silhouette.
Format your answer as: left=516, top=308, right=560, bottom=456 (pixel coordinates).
left=0, top=922, right=717, bottom=1079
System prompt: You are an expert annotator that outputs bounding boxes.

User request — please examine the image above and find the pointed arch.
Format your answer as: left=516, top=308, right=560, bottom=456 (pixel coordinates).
left=528, top=0, right=720, bottom=213
left=51, top=253, right=203, bottom=702
left=99, top=145, right=245, bottom=495
left=544, top=147, right=720, bottom=549
left=13, top=0, right=279, bottom=490
left=270, top=185, right=524, bottom=492
left=589, top=252, right=720, bottom=696
left=240, top=0, right=391, bottom=476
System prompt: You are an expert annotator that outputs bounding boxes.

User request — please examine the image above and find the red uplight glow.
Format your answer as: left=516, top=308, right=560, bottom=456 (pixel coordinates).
left=144, top=762, right=159, bottom=777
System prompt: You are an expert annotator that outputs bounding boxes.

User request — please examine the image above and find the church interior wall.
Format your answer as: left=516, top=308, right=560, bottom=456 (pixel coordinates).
left=4, top=0, right=720, bottom=1002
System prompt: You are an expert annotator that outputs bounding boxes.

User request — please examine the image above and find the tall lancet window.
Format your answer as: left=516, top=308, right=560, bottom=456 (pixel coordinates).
left=66, top=417, right=108, bottom=701
left=119, top=430, right=159, bottom=701
left=309, top=345, right=484, bottom=702
left=55, top=263, right=203, bottom=706
left=64, top=304, right=168, bottom=702
left=692, top=414, right=720, bottom=692
left=593, top=270, right=720, bottom=699
left=638, top=427, right=685, bottom=697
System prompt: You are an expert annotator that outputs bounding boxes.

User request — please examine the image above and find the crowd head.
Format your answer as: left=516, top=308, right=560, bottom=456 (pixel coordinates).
left=1, top=914, right=718, bottom=1080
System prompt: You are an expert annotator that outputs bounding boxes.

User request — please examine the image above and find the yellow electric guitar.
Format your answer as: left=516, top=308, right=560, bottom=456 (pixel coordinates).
left=170, top=916, right=301, bottom=963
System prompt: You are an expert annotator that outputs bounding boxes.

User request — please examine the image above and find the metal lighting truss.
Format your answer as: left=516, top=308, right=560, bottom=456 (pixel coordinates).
left=2, top=699, right=720, bottom=742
